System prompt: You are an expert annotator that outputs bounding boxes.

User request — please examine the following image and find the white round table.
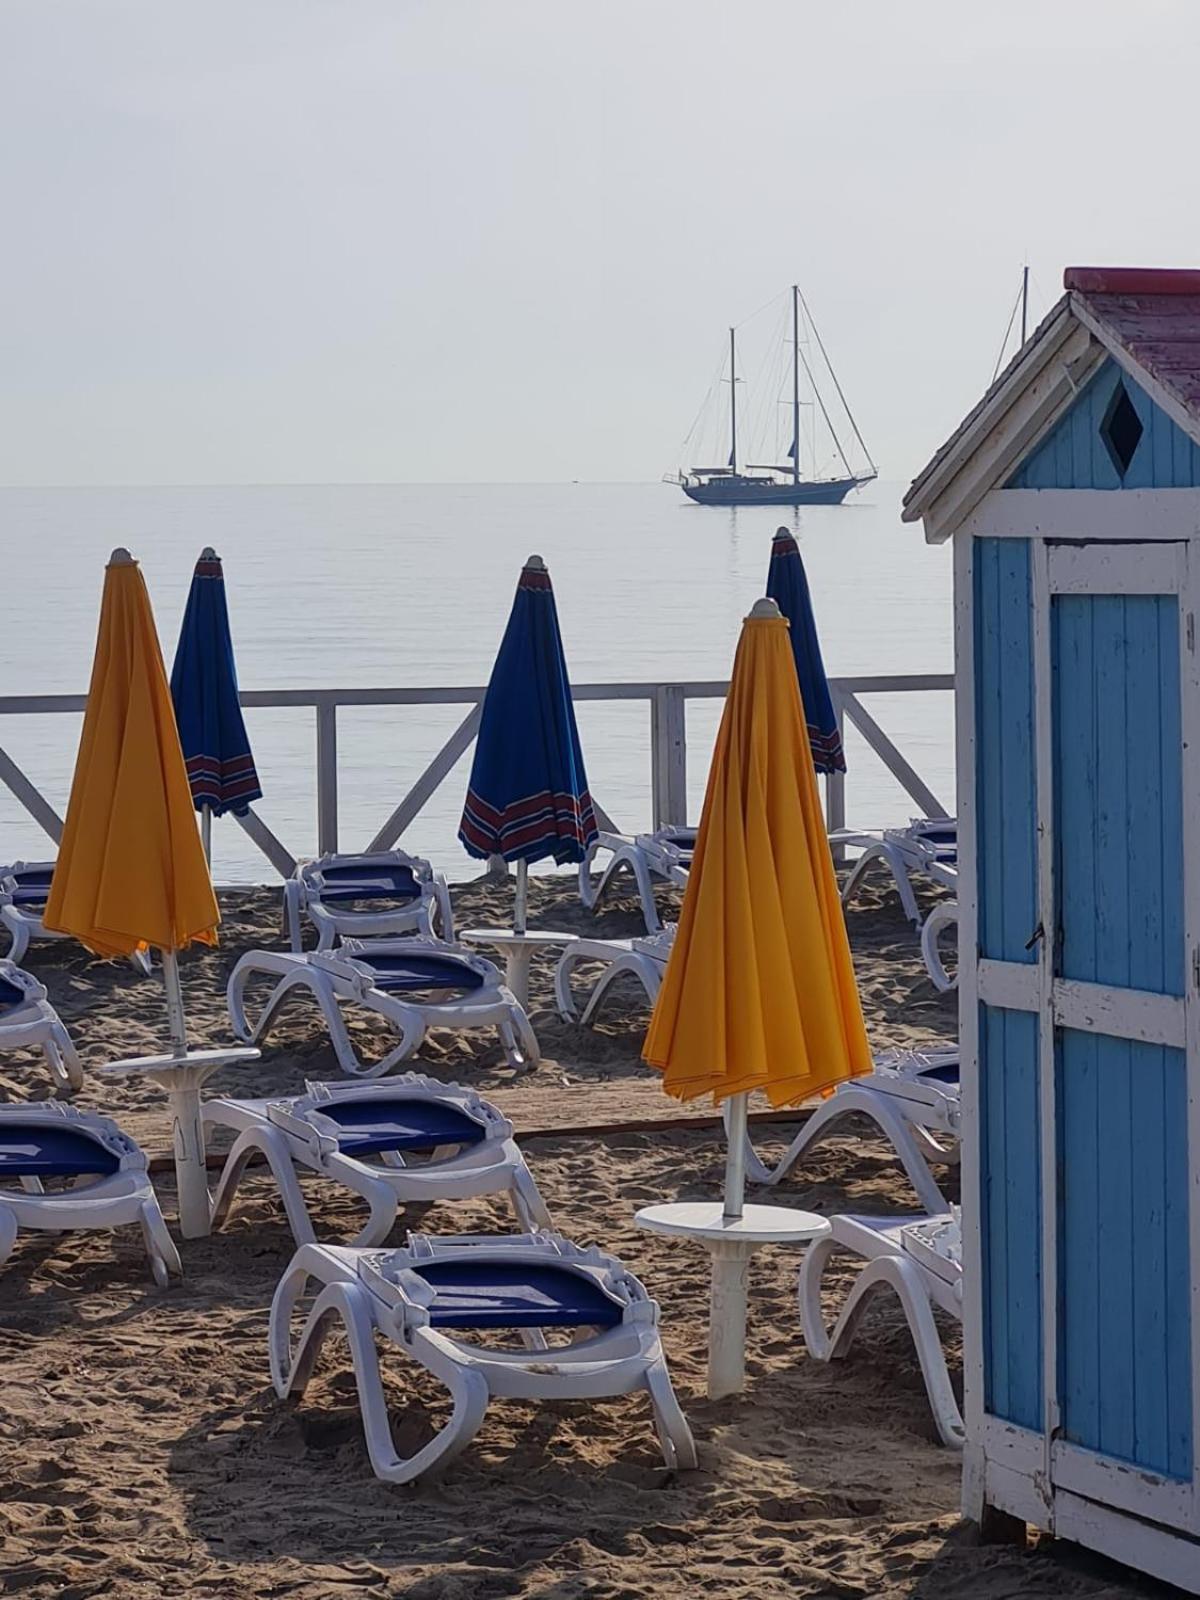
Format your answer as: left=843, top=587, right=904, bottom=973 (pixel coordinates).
left=101, top=1046, right=260, bottom=1239
left=458, top=927, right=577, bottom=1010
left=636, top=1200, right=830, bottom=1399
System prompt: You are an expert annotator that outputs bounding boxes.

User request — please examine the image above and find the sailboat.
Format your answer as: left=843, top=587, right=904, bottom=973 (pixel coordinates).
left=666, top=285, right=877, bottom=507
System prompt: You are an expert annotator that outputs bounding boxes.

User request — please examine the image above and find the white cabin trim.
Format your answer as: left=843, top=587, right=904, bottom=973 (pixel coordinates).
left=963, top=488, right=1200, bottom=543
left=1053, top=1493, right=1200, bottom=1596
left=913, top=321, right=1104, bottom=545
left=977, top=959, right=1038, bottom=1013
left=1047, top=540, right=1187, bottom=596
left=1052, top=978, right=1185, bottom=1050
left=954, top=522, right=988, bottom=1523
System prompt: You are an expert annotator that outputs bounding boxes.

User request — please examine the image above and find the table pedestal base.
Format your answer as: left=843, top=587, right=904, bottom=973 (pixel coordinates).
left=635, top=1200, right=831, bottom=1399
left=101, top=1047, right=260, bottom=1238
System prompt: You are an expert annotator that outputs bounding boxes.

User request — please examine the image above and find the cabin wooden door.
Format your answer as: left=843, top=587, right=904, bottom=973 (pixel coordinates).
left=1036, top=538, right=1198, bottom=1529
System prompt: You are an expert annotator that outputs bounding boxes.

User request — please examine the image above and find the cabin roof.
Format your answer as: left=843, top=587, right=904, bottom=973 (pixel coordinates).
left=903, top=268, right=1200, bottom=541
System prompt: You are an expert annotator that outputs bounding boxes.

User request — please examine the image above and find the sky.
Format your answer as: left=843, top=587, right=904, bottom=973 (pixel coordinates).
left=2, top=0, right=1199, bottom=487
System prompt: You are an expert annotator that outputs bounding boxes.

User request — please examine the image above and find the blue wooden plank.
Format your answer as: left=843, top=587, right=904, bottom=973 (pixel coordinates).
left=1059, top=1028, right=1100, bottom=1450
left=1164, top=1058, right=1194, bottom=1478
left=981, top=1003, right=1042, bottom=1430
left=981, top=1003, right=1010, bottom=1422
left=1095, top=1033, right=1136, bottom=1459
left=1131, top=1042, right=1170, bottom=1474
left=1059, top=1032, right=1191, bottom=1478
left=1054, top=597, right=1098, bottom=983
left=1093, top=597, right=1133, bottom=988
left=997, top=543, right=1038, bottom=960
left=1054, top=594, right=1182, bottom=995
left=975, top=540, right=1004, bottom=962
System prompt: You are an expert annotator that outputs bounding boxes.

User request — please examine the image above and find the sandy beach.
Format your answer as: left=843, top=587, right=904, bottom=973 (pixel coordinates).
left=0, top=872, right=1157, bottom=1598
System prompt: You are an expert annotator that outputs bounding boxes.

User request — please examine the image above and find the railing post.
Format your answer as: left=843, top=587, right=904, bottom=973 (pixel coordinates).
left=826, top=699, right=847, bottom=862
left=315, top=702, right=338, bottom=856
left=651, top=686, right=688, bottom=829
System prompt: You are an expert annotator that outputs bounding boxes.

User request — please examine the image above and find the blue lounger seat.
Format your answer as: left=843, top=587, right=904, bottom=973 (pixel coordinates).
left=271, top=1231, right=697, bottom=1484
left=0, top=1103, right=181, bottom=1285
left=227, top=937, right=540, bottom=1075
left=202, top=1074, right=550, bottom=1246
left=282, top=850, right=454, bottom=952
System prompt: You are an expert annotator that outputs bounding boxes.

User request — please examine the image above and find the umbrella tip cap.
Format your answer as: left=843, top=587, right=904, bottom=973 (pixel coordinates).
left=200, top=546, right=218, bottom=560
left=748, top=596, right=783, bottom=620
left=108, top=547, right=136, bottom=566
left=524, top=553, right=547, bottom=571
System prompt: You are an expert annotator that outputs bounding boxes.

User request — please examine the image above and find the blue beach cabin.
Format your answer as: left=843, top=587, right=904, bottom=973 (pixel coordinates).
left=903, top=266, right=1200, bottom=1590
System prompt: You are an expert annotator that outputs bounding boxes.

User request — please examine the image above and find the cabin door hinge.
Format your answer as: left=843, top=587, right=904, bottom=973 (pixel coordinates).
left=1188, top=612, right=1196, bottom=654
left=1193, top=946, right=1200, bottom=991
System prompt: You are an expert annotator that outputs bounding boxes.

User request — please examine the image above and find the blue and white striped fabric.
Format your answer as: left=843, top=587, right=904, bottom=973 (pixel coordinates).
left=459, top=558, right=597, bottom=864
left=169, top=550, right=263, bottom=816
left=766, top=528, right=846, bottom=774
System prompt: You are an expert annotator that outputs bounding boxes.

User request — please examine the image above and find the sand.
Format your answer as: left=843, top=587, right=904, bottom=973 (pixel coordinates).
left=0, top=872, right=1159, bottom=1598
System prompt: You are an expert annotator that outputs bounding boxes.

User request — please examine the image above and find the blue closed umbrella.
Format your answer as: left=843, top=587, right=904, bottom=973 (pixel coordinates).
left=459, top=555, right=597, bottom=929
left=766, top=527, right=845, bottom=774
left=170, top=549, right=262, bottom=840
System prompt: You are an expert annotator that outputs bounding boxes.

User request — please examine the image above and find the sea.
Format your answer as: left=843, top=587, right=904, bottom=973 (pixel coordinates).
left=0, top=481, right=954, bottom=882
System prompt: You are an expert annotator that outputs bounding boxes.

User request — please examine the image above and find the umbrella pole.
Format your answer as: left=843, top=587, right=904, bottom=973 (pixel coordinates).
left=200, top=804, right=212, bottom=866
left=160, top=947, right=211, bottom=1238
left=514, top=857, right=528, bottom=936
left=709, top=1091, right=750, bottom=1398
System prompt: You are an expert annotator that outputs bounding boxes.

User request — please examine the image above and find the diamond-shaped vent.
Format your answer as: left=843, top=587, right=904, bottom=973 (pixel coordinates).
left=1099, top=381, right=1144, bottom=478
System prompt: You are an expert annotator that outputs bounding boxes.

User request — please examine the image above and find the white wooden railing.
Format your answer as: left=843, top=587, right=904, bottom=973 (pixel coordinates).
left=0, top=673, right=953, bottom=878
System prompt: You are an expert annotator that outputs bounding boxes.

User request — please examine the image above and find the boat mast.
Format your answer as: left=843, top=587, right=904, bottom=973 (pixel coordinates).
left=728, top=326, right=738, bottom=475
left=791, top=285, right=801, bottom=485
left=1020, top=263, right=1030, bottom=345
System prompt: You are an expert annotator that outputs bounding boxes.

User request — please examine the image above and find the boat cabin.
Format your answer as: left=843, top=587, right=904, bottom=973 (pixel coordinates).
left=904, top=266, right=1200, bottom=1591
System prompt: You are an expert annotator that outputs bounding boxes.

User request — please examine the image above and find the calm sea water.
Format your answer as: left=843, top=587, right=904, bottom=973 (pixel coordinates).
left=0, top=482, right=953, bottom=881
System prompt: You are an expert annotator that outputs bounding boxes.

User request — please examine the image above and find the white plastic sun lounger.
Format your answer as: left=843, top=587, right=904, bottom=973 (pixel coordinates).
left=1, top=860, right=152, bottom=976
left=228, top=937, right=540, bottom=1076
left=578, top=828, right=695, bottom=933
left=0, top=960, right=83, bottom=1095
left=838, top=819, right=957, bottom=928
left=553, top=927, right=676, bottom=1024
left=799, top=1210, right=963, bottom=1447
left=282, top=850, right=454, bottom=953
left=202, top=1074, right=551, bottom=1246
left=739, top=1048, right=960, bottom=1215
left=0, top=1103, right=181, bottom=1285
left=270, top=1230, right=697, bottom=1484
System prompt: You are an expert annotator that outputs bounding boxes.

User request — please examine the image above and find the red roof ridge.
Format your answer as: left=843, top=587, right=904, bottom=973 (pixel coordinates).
left=1065, top=266, right=1200, bottom=296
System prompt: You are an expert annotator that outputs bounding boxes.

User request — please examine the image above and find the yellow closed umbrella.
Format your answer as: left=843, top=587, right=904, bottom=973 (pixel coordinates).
left=47, top=549, right=257, bottom=1241
left=644, top=599, right=870, bottom=1104
left=638, top=596, right=870, bottom=1397
left=45, top=549, right=220, bottom=961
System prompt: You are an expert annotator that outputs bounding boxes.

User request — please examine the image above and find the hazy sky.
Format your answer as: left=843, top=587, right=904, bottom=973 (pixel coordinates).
left=2, top=0, right=1199, bottom=487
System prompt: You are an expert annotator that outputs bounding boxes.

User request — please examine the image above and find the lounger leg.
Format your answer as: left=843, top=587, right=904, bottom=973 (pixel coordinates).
left=210, top=1125, right=319, bottom=1246
left=579, top=964, right=624, bottom=1027
left=839, top=844, right=883, bottom=909
left=138, top=1198, right=183, bottom=1287
left=274, top=1274, right=492, bottom=1485
left=764, top=1088, right=949, bottom=1214
left=45, top=1018, right=84, bottom=1095
left=797, top=1234, right=841, bottom=1361
left=0, top=1205, right=17, bottom=1268
left=554, top=952, right=580, bottom=1022
left=3, top=915, right=29, bottom=964
left=644, top=1358, right=698, bottom=1471
left=283, top=881, right=304, bottom=953
left=629, top=856, right=662, bottom=934
left=920, top=901, right=958, bottom=992
left=508, top=1163, right=552, bottom=1231
left=818, top=1255, right=964, bottom=1450
left=501, top=1004, right=541, bottom=1070
left=339, top=1171, right=399, bottom=1249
